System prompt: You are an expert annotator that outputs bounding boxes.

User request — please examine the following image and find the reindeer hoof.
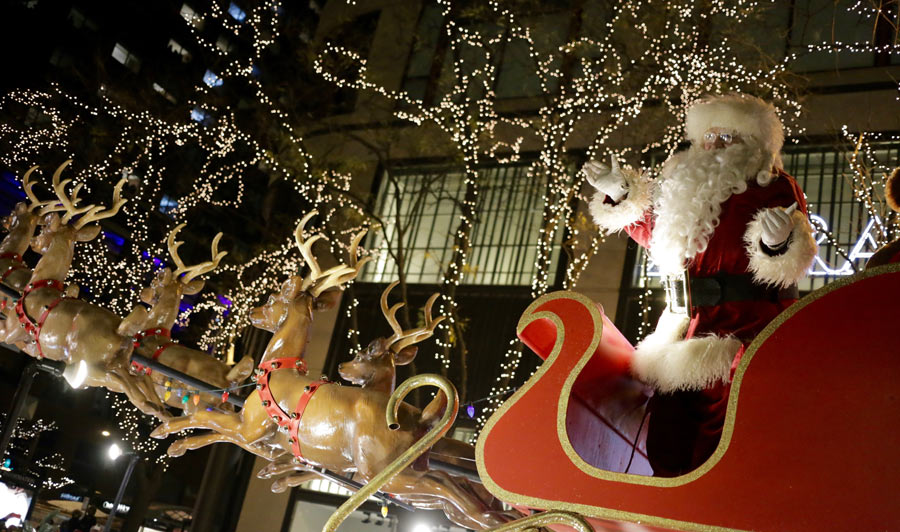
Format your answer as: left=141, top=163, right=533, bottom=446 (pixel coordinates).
left=149, top=426, right=168, bottom=439
left=167, top=441, right=187, bottom=457
left=271, top=480, right=287, bottom=493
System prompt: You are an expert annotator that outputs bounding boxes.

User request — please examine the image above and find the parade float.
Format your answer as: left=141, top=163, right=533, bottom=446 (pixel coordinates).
left=0, top=152, right=895, bottom=532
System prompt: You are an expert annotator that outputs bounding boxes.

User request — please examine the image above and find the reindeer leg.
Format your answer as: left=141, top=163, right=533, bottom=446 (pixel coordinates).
left=166, top=432, right=283, bottom=460
left=270, top=470, right=318, bottom=493
left=384, top=471, right=511, bottom=530
left=257, top=455, right=302, bottom=479
left=226, top=355, right=254, bottom=384
left=151, top=409, right=242, bottom=438
left=107, top=370, right=171, bottom=421
left=150, top=408, right=280, bottom=459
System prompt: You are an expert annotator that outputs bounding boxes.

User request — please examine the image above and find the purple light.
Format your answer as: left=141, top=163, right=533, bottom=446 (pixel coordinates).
left=466, top=405, right=475, bottom=418
left=217, top=294, right=232, bottom=307
left=141, top=250, right=150, bottom=259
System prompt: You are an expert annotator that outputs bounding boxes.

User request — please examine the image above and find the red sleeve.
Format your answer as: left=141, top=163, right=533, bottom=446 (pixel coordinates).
left=773, top=169, right=808, bottom=215
left=624, top=210, right=654, bottom=249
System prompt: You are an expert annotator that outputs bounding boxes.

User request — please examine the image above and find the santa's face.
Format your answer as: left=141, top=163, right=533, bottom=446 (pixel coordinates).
left=702, top=127, right=743, bottom=151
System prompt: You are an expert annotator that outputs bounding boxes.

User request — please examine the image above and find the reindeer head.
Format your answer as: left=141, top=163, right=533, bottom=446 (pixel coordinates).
left=31, top=160, right=126, bottom=254
left=338, top=281, right=444, bottom=390
left=249, top=211, right=370, bottom=333
left=141, top=224, right=226, bottom=305
left=2, top=164, right=55, bottom=234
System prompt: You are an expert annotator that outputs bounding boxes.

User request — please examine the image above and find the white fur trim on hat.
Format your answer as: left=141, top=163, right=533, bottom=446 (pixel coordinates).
left=743, top=209, right=817, bottom=289
left=589, top=169, right=654, bottom=232
left=685, top=93, right=784, bottom=157
left=630, top=309, right=740, bottom=393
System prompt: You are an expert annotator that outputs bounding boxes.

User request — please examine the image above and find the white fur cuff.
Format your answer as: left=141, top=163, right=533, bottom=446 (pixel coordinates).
left=631, top=312, right=741, bottom=393
left=743, top=209, right=817, bottom=289
left=589, top=169, right=653, bottom=232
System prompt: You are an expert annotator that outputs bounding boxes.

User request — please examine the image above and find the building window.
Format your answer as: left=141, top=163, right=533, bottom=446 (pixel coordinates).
left=158, top=195, right=179, bottom=214
left=362, top=164, right=566, bottom=285
left=215, top=35, right=233, bottom=54
left=401, top=3, right=444, bottom=101
left=111, top=43, right=141, bottom=72
left=190, top=107, right=209, bottom=123
left=228, top=2, right=247, bottom=23
left=68, top=7, right=85, bottom=28
left=152, top=83, right=176, bottom=103
left=202, top=69, right=223, bottom=87
left=167, top=39, right=192, bottom=62
left=180, top=3, right=204, bottom=29
left=788, top=0, right=879, bottom=72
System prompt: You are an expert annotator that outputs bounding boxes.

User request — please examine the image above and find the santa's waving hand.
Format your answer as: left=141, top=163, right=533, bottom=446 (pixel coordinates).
left=585, top=93, right=817, bottom=477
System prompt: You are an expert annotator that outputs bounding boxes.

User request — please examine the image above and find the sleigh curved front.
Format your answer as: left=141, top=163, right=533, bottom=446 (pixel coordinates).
left=476, top=264, right=900, bottom=532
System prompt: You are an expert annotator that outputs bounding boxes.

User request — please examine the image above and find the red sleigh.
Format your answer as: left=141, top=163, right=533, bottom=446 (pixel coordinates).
left=476, top=263, right=900, bottom=532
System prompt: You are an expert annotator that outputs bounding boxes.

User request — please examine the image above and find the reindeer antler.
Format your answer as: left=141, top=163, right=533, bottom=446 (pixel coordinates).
left=21, top=165, right=54, bottom=213
left=184, top=233, right=227, bottom=283
left=380, top=281, right=446, bottom=353
left=168, top=223, right=188, bottom=275
left=294, top=211, right=371, bottom=297
left=167, top=223, right=227, bottom=282
left=73, top=177, right=127, bottom=229
left=38, top=160, right=88, bottom=218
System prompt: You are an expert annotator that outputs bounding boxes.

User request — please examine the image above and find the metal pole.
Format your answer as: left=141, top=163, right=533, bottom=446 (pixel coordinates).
left=0, top=282, right=20, bottom=300
left=428, top=458, right=482, bottom=484
left=130, top=353, right=245, bottom=408
left=103, top=453, right=139, bottom=532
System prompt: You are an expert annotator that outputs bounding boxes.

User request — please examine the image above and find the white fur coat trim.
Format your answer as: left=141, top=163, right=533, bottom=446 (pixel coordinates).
left=630, top=309, right=740, bottom=393
left=743, top=209, right=817, bottom=290
left=589, top=170, right=654, bottom=232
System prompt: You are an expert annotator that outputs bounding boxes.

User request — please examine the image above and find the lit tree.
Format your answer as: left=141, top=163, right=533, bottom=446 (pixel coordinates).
left=0, top=416, right=73, bottom=490
left=315, top=0, right=803, bottom=425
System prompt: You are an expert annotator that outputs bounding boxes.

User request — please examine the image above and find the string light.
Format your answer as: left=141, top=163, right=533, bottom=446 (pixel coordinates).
left=1, top=0, right=892, bottom=445
left=0, top=415, right=74, bottom=489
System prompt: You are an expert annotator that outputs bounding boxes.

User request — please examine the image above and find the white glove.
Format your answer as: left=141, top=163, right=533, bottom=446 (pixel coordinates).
left=583, top=156, right=629, bottom=202
left=759, top=202, right=798, bottom=249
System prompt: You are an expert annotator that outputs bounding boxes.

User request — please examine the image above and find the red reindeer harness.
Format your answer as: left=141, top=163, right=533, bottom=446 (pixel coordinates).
left=131, top=328, right=176, bottom=375
left=254, top=356, right=330, bottom=463
left=14, top=279, right=68, bottom=359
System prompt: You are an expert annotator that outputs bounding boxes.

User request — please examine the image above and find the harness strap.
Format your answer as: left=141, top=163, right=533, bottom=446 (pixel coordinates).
left=14, top=279, right=66, bottom=359
left=289, top=380, right=328, bottom=462
left=256, top=357, right=330, bottom=463
left=131, top=329, right=176, bottom=375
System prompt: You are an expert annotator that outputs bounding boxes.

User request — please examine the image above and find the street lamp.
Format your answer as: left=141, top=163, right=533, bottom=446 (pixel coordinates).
left=103, top=442, right=139, bottom=532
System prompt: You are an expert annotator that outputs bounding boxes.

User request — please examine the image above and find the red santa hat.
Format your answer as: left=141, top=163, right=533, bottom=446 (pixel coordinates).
left=685, top=93, right=784, bottom=156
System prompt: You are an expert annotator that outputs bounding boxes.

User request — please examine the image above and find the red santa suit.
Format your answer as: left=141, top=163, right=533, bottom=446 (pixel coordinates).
left=589, top=95, right=818, bottom=476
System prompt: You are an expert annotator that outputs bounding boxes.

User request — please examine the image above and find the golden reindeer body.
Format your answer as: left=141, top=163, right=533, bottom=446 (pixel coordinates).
left=17, top=161, right=169, bottom=419
left=151, top=214, right=512, bottom=529
left=120, top=225, right=252, bottom=412
left=0, top=165, right=60, bottom=345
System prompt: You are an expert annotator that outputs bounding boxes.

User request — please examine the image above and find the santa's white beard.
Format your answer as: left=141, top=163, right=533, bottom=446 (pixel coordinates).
left=649, top=138, right=773, bottom=276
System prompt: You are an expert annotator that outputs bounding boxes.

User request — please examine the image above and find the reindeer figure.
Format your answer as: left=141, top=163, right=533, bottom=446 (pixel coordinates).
left=120, top=224, right=253, bottom=412
left=336, top=281, right=443, bottom=394
left=0, top=164, right=59, bottom=344
left=259, top=280, right=494, bottom=510
left=151, top=213, right=512, bottom=530
left=0, top=165, right=53, bottom=292
left=16, top=160, right=169, bottom=419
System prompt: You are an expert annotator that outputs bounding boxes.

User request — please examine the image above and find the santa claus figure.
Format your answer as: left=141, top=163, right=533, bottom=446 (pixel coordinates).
left=585, top=93, right=818, bottom=476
